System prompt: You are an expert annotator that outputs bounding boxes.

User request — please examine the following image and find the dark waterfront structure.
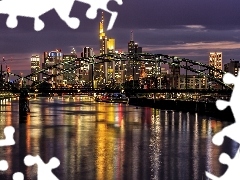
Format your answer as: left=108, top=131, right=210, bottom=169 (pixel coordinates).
left=0, top=96, right=236, bottom=180
left=18, top=88, right=30, bottom=123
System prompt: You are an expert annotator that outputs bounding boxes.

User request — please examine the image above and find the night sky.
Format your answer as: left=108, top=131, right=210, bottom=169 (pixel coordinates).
left=0, top=0, right=240, bottom=75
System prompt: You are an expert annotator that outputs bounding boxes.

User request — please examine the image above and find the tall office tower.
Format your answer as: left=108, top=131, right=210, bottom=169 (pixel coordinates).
left=42, top=49, right=63, bottom=87
left=128, top=31, right=135, bottom=53
left=63, top=53, right=77, bottom=85
left=107, top=38, right=115, bottom=53
left=99, top=12, right=107, bottom=55
left=169, top=60, right=180, bottom=89
left=80, top=47, right=94, bottom=83
left=83, top=47, right=94, bottom=57
left=126, top=31, right=143, bottom=82
left=209, top=52, right=222, bottom=78
left=224, top=59, right=240, bottom=76
left=31, top=55, right=40, bottom=82
left=105, top=38, right=116, bottom=83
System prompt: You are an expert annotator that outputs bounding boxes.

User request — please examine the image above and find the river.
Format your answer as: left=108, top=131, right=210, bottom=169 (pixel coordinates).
left=0, top=96, right=237, bottom=180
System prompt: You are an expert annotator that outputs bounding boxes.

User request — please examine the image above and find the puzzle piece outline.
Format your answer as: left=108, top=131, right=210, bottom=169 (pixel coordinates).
left=24, top=155, right=60, bottom=180
left=205, top=71, right=240, bottom=179
left=0, top=0, right=123, bottom=31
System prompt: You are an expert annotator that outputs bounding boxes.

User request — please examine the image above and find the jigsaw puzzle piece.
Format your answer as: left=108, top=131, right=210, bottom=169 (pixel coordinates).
left=212, top=123, right=240, bottom=146
left=206, top=148, right=240, bottom=179
left=12, top=172, right=24, bottom=180
left=0, top=0, right=80, bottom=31
left=0, top=160, right=8, bottom=171
left=0, top=126, right=15, bottom=146
left=77, top=0, right=123, bottom=30
left=24, top=155, right=60, bottom=180
left=216, top=100, right=230, bottom=111
left=54, top=1, right=80, bottom=29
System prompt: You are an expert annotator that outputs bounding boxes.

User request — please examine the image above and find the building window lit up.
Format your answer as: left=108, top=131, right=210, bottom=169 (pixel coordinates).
left=209, top=52, right=222, bottom=78
left=31, top=55, right=40, bottom=82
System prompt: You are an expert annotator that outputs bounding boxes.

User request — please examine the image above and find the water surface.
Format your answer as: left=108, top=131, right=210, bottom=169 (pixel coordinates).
left=0, top=96, right=237, bottom=180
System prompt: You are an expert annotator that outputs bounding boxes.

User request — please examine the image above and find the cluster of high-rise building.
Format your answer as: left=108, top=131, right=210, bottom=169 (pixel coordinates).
left=30, top=12, right=164, bottom=88
left=29, top=13, right=240, bottom=90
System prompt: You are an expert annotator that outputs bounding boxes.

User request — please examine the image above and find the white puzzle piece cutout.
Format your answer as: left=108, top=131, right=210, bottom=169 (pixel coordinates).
left=77, top=0, right=123, bottom=30
left=12, top=172, right=24, bottom=180
left=0, top=126, right=15, bottom=146
left=206, top=72, right=240, bottom=179
left=0, top=160, right=8, bottom=171
left=0, top=0, right=123, bottom=31
left=0, top=126, right=15, bottom=172
left=24, top=155, right=60, bottom=180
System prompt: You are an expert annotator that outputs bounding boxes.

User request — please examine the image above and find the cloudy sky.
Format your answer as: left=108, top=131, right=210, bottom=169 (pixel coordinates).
left=0, top=0, right=240, bottom=75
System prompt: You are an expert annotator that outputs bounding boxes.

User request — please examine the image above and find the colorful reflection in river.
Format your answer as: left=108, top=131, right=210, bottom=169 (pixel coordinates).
left=0, top=96, right=236, bottom=180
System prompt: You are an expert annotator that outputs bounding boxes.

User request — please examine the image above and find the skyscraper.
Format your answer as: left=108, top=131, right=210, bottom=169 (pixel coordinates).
left=128, top=31, right=142, bottom=53
left=42, top=49, right=63, bottom=86
left=31, top=55, right=40, bottom=82
left=107, top=38, right=115, bottom=53
left=209, top=52, right=222, bottom=78
left=83, top=47, right=94, bottom=58
left=63, top=49, right=77, bottom=85
left=98, top=12, right=116, bottom=85
left=80, top=47, right=94, bottom=83
left=128, top=31, right=135, bottom=53
left=99, top=12, right=107, bottom=55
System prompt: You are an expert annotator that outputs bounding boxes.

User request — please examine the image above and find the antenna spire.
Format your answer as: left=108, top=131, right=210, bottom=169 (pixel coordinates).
left=101, top=12, right=104, bottom=24
left=131, top=31, right=133, bottom=41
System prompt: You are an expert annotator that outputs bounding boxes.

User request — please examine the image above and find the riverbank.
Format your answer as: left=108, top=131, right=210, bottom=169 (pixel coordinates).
left=128, top=97, right=234, bottom=122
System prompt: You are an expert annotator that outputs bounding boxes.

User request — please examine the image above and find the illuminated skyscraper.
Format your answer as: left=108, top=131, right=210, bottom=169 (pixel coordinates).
left=63, top=51, right=77, bottom=85
left=99, top=12, right=107, bottom=55
left=97, top=12, right=117, bottom=85
left=31, top=55, right=40, bottom=81
left=209, top=52, right=222, bottom=78
left=42, top=49, right=63, bottom=86
left=80, top=47, right=94, bottom=83
left=107, top=38, right=115, bottom=53
left=128, top=31, right=142, bottom=53
left=83, top=47, right=94, bottom=58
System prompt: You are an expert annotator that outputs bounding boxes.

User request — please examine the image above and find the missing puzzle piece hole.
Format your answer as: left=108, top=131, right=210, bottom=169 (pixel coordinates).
left=6, top=16, right=18, bottom=28
left=13, top=172, right=24, bottom=180
left=34, top=18, right=45, bottom=31
left=216, top=100, right=229, bottom=111
left=219, top=153, right=231, bottom=165
left=223, top=73, right=235, bottom=84
left=0, top=160, right=8, bottom=171
left=24, top=155, right=35, bottom=166
left=66, top=17, right=80, bottom=29
left=48, top=157, right=60, bottom=169
left=86, top=9, right=97, bottom=19
left=212, top=133, right=224, bottom=146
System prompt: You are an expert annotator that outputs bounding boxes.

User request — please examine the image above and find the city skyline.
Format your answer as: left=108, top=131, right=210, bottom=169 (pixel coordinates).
left=1, top=0, right=240, bottom=75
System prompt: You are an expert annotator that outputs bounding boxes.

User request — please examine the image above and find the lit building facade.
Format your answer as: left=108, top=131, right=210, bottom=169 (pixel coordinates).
left=80, top=47, right=94, bottom=84
left=224, top=59, right=240, bottom=76
left=97, top=12, right=117, bottom=86
left=63, top=52, right=77, bottom=85
left=107, top=38, right=115, bottom=53
left=99, top=12, right=107, bottom=55
left=209, top=52, right=222, bottom=78
left=178, top=75, right=208, bottom=89
left=31, top=55, right=40, bottom=82
left=127, top=31, right=142, bottom=54
left=42, top=49, right=63, bottom=87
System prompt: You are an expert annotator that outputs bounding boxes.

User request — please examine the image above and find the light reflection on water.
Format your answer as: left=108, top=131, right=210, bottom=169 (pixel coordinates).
left=0, top=96, right=237, bottom=180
